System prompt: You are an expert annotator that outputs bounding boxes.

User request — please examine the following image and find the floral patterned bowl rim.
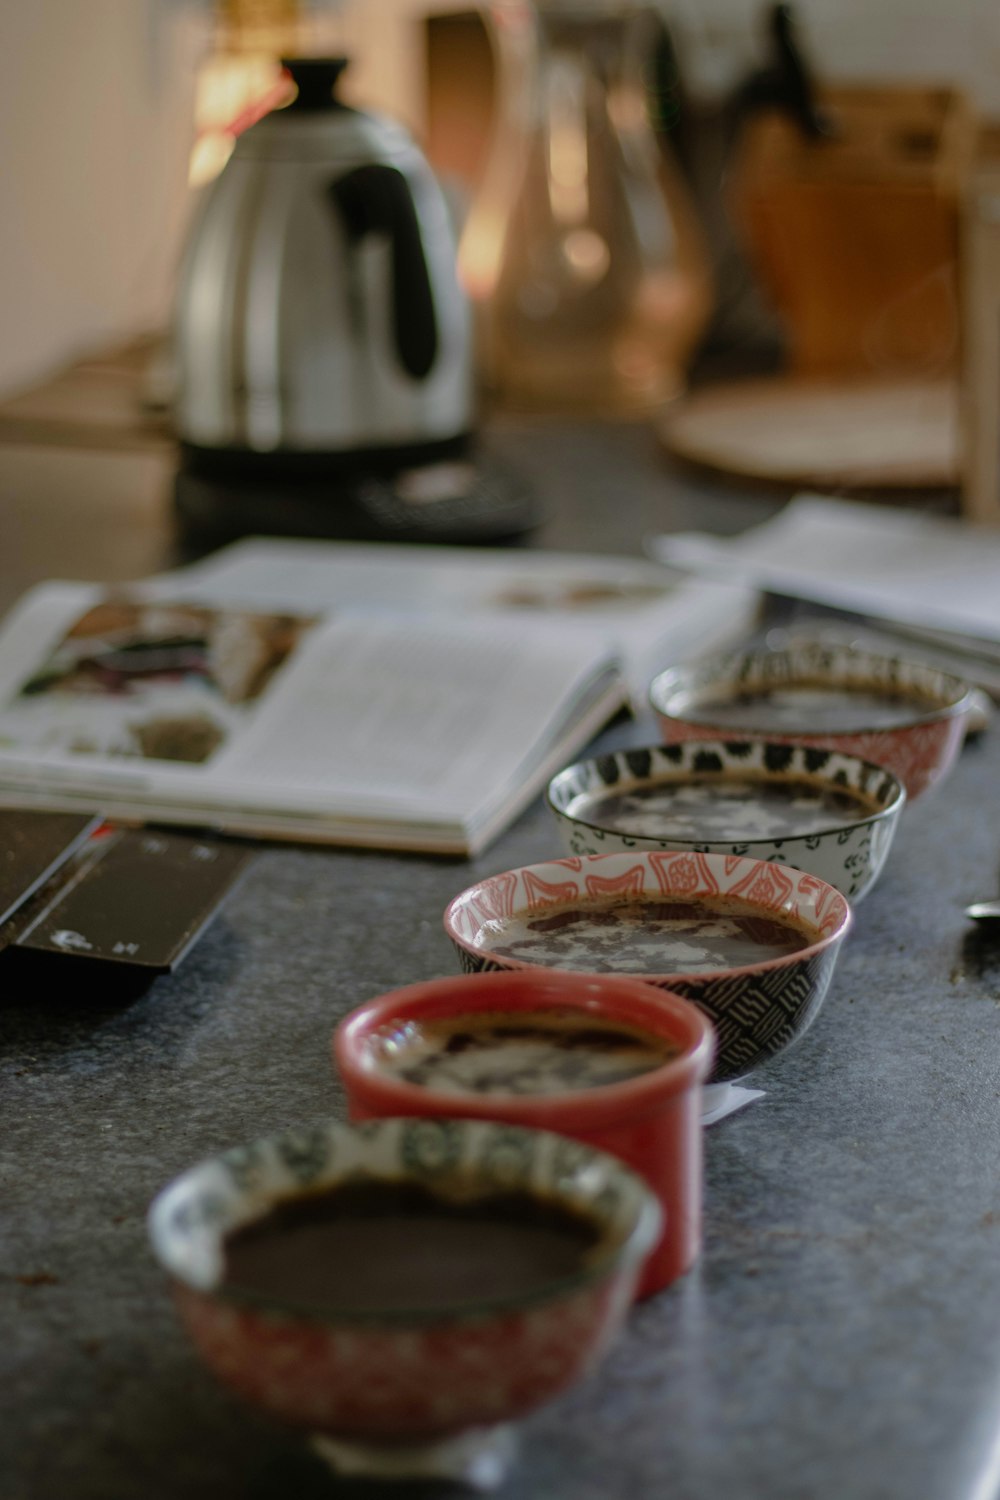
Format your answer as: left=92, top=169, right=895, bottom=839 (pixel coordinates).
left=649, top=640, right=976, bottom=733
left=444, top=850, right=851, bottom=987
left=546, top=739, right=906, bottom=850
left=148, top=1116, right=662, bottom=1325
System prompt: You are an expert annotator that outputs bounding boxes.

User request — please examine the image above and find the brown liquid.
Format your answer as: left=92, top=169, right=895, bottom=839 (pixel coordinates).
left=482, top=896, right=813, bottom=974
left=222, top=1180, right=602, bottom=1314
left=572, top=777, right=881, bottom=842
left=676, top=683, right=940, bottom=734
left=376, top=1009, right=678, bottom=1097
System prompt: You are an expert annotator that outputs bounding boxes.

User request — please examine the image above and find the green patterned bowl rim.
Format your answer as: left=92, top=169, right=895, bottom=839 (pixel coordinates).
left=148, top=1117, right=663, bottom=1325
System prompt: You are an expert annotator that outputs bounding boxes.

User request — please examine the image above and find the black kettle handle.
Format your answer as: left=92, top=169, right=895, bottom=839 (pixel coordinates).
left=329, top=164, right=439, bottom=380
left=727, top=2, right=835, bottom=146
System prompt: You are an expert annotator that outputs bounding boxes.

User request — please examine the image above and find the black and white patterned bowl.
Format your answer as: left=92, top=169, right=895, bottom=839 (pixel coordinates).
left=444, top=850, right=851, bottom=1085
left=547, top=740, right=905, bottom=902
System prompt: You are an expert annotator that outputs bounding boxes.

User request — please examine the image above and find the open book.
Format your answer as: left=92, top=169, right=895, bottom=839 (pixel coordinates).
left=0, top=541, right=758, bottom=856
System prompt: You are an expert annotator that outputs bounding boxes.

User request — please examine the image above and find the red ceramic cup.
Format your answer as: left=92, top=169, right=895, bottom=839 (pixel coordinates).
left=334, top=969, right=716, bottom=1300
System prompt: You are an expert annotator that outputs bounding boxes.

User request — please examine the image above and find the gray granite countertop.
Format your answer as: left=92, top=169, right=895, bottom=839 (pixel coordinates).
left=1, top=425, right=995, bottom=1500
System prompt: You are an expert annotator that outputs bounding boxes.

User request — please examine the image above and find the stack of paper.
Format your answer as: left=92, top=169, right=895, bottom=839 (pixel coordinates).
left=651, top=495, right=1000, bottom=646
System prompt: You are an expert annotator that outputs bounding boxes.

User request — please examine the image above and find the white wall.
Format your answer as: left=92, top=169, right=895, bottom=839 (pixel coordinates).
left=0, top=0, right=206, bottom=396
left=666, top=0, right=1000, bottom=110
left=0, top=0, right=443, bottom=399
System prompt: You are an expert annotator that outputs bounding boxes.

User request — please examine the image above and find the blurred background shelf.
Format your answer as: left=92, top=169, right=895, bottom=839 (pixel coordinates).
left=0, top=336, right=172, bottom=453
left=658, top=374, right=960, bottom=490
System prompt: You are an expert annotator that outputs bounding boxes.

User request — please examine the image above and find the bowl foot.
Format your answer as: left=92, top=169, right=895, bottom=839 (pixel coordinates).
left=311, top=1422, right=519, bottom=1488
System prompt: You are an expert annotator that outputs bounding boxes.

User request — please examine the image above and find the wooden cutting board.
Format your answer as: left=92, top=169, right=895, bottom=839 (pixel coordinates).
left=658, top=375, right=959, bottom=489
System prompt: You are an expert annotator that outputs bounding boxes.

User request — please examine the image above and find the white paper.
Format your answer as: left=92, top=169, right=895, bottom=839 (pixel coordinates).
left=150, top=537, right=759, bottom=705
left=701, top=1083, right=765, bottom=1126
left=0, top=540, right=758, bottom=854
left=216, top=613, right=615, bottom=819
left=0, top=584, right=621, bottom=852
left=651, top=494, right=1000, bottom=644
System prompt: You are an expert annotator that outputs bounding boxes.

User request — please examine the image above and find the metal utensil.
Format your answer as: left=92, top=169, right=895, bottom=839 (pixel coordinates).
left=965, top=899, right=1000, bottom=921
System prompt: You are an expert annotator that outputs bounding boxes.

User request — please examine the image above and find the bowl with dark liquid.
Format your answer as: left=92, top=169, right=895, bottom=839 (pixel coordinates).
left=648, top=641, right=976, bottom=799
left=548, top=739, right=905, bottom=901
left=148, top=1117, right=659, bottom=1485
left=334, top=969, right=714, bottom=1299
left=443, top=850, right=851, bottom=1085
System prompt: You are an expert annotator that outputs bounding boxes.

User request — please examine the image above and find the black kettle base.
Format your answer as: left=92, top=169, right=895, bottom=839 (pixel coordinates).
left=173, top=453, right=543, bottom=549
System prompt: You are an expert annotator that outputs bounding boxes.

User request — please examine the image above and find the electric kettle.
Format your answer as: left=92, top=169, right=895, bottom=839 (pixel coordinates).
left=174, top=57, right=473, bottom=475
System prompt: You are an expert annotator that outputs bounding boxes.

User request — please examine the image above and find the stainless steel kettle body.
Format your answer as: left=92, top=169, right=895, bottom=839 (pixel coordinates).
left=174, top=59, right=473, bottom=466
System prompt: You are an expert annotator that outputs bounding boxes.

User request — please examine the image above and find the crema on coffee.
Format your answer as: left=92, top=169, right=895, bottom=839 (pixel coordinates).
left=373, top=1009, right=677, bottom=1096
left=675, top=683, right=941, bottom=734
left=478, top=896, right=813, bottom=974
left=569, top=776, right=881, bottom=841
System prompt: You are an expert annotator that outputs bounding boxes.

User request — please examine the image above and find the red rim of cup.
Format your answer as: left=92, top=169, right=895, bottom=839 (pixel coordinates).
left=334, top=969, right=716, bottom=1132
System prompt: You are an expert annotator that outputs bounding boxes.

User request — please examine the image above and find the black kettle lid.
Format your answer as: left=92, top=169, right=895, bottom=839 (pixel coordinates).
left=280, top=57, right=352, bottom=113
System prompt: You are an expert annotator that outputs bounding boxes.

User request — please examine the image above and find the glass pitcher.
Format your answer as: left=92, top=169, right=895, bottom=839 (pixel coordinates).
left=458, top=0, right=713, bottom=415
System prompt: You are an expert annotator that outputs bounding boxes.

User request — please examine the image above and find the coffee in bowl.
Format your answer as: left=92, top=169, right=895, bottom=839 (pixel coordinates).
left=669, top=683, right=943, bottom=734
left=649, top=641, right=976, bottom=799
left=335, top=971, right=715, bottom=1298
left=571, top=775, right=882, bottom=842
left=443, top=851, right=851, bottom=1086
left=547, top=740, right=907, bottom=902
left=373, top=1009, right=680, bottom=1097
left=149, top=1116, right=661, bottom=1483
left=477, top=894, right=815, bottom=976
left=222, top=1177, right=604, bottom=1315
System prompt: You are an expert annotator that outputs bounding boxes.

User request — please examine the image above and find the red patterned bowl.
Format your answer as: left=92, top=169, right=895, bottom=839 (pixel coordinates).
left=443, top=850, right=851, bottom=1084
left=148, top=1117, right=659, bottom=1481
left=648, top=641, right=975, bottom=799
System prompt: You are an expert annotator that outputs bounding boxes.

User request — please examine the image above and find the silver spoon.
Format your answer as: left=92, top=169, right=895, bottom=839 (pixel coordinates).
left=966, top=899, right=1000, bottom=921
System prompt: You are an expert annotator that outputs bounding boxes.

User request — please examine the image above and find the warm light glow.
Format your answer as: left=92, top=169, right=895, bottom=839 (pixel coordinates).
left=546, top=59, right=588, bottom=224
left=563, top=228, right=610, bottom=282
left=189, top=133, right=237, bottom=188
left=636, top=270, right=704, bottom=325
left=187, top=53, right=290, bottom=187
left=613, top=343, right=659, bottom=381
left=458, top=210, right=509, bottom=301
left=607, top=85, right=646, bottom=134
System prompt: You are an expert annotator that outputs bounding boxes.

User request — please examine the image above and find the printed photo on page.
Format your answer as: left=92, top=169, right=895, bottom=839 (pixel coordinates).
left=0, top=598, right=320, bottom=765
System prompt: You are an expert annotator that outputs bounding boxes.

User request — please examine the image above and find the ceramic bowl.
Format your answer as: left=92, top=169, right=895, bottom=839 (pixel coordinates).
left=334, top=970, right=715, bottom=1299
left=443, top=850, right=851, bottom=1085
left=148, top=1116, right=659, bottom=1485
left=547, top=739, right=905, bottom=901
left=648, top=641, right=976, bottom=799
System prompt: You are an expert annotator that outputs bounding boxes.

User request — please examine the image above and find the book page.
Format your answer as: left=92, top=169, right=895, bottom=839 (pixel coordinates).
left=149, top=538, right=758, bottom=702
left=0, top=585, right=320, bottom=774
left=0, top=582, right=103, bottom=702
left=214, top=613, right=619, bottom=821
left=162, top=537, right=677, bottom=617
left=0, top=584, right=621, bottom=842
